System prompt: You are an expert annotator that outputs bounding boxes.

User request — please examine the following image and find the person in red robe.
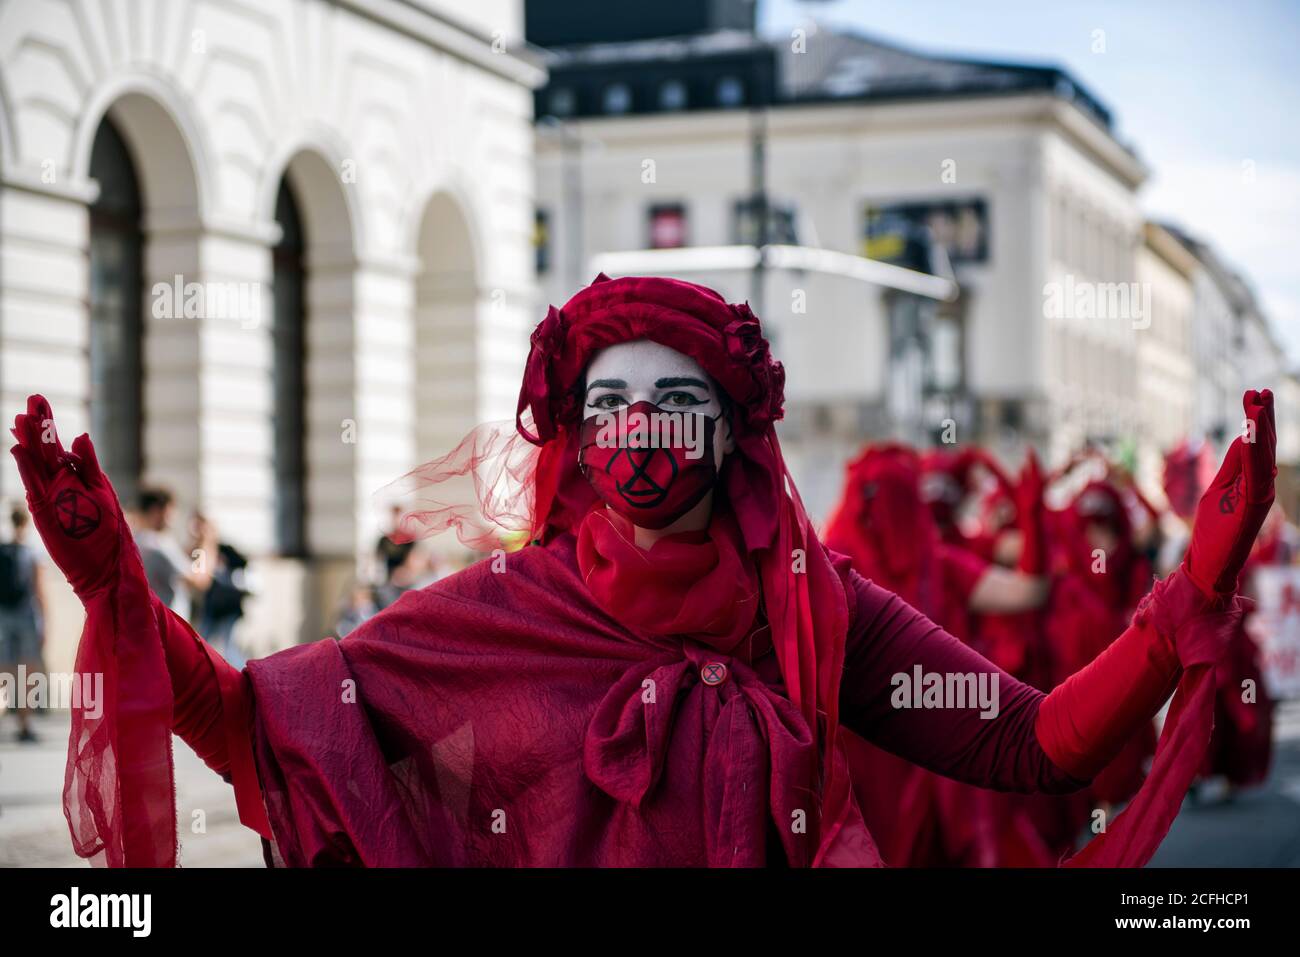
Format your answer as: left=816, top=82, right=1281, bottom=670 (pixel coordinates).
left=920, top=448, right=1019, bottom=563
left=919, top=449, right=975, bottom=549
left=1024, top=480, right=1159, bottom=855
left=8, top=274, right=1276, bottom=868
left=1051, top=482, right=1154, bottom=680
left=825, top=445, right=1057, bottom=866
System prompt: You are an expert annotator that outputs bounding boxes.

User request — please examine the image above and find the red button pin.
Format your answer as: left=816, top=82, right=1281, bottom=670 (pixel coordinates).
left=701, top=661, right=728, bottom=686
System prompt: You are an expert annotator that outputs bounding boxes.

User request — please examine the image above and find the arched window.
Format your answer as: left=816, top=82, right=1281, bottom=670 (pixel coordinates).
left=716, top=76, right=745, bottom=107
left=548, top=87, right=576, bottom=117
left=659, top=79, right=688, bottom=111
left=603, top=83, right=632, bottom=114
left=88, top=116, right=144, bottom=508
left=272, top=179, right=307, bottom=556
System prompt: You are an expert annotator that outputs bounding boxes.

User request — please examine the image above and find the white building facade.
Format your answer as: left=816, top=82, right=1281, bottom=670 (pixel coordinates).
left=532, top=22, right=1298, bottom=523
left=1133, top=222, right=1196, bottom=493
left=533, top=27, right=1151, bottom=515
left=0, top=0, right=543, bottom=669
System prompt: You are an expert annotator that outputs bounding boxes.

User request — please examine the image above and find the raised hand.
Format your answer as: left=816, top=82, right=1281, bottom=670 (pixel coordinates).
left=10, top=394, right=126, bottom=600
left=1183, top=389, right=1276, bottom=597
left=964, top=446, right=1015, bottom=498
left=1015, top=448, right=1047, bottom=576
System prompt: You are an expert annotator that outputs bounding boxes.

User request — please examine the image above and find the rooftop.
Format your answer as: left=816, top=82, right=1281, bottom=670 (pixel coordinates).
left=537, top=24, right=1114, bottom=129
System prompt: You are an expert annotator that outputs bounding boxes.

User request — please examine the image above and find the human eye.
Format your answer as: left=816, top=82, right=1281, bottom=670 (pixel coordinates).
left=587, top=393, right=627, bottom=411
left=659, top=391, right=705, bottom=408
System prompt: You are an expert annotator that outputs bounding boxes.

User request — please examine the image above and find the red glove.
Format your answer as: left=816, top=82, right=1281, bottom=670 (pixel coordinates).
left=10, top=394, right=126, bottom=600
left=1184, top=390, right=1276, bottom=597
left=11, top=395, right=271, bottom=861
left=11, top=395, right=176, bottom=865
left=1016, top=449, right=1046, bottom=576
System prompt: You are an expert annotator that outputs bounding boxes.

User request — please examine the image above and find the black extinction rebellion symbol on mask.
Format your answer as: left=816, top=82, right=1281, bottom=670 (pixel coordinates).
left=610, top=446, right=677, bottom=509
left=54, top=488, right=102, bottom=539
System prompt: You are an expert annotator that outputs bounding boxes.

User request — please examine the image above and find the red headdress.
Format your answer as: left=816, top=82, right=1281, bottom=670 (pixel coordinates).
left=825, top=444, right=938, bottom=613
left=1060, top=480, right=1150, bottom=615
left=387, top=274, right=858, bottom=864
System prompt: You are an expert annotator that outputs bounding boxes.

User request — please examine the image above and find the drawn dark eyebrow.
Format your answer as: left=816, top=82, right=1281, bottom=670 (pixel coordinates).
left=586, top=378, right=627, bottom=394
left=655, top=377, right=710, bottom=390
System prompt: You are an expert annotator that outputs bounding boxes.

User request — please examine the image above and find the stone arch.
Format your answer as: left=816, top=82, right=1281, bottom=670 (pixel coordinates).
left=72, top=75, right=211, bottom=225
left=259, top=129, right=363, bottom=261
left=263, top=146, right=359, bottom=561
left=412, top=188, right=483, bottom=463
left=0, top=70, right=17, bottom=171
left=80, top=86, right=205, bottom=514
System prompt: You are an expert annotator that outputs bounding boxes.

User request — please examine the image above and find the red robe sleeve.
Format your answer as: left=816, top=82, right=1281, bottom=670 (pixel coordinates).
left=838, top=564, right=1256, bottom=867
left=154, top=596, right=271, bottom=840
left=838, top=571, right=1081, bottom=794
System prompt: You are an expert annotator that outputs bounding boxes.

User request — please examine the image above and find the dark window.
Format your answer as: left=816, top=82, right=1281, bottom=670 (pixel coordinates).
left=716, top=76, right=745, bottom=107
left=534, top=208, right=551, bottom=274
left=864, top=198, right=990, bottom=269
left=732, top=198, right=797, bottom=246
left=648, top=203, right=688, bottom=249
left=88, top=116, right=144, bottom=509
left=272, top=179, right=308, bottom=557
left=548, top=87, right=576, bottom=117
left=603, top=83, right=632, bottom=114
left=659, top=79, right=688, bottom=111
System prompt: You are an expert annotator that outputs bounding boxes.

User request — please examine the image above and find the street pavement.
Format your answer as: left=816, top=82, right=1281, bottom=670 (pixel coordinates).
left=1150, top=698, right=1300, bottom=867
left=3, top=701, right=1299, bottom=868
left=0, top=710, right=264, bottom=867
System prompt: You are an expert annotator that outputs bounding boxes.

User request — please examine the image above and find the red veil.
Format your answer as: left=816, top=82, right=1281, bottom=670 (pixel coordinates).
left=824, top=445, right=938, bottom=614
left=387, top=274, right=863, bottom=864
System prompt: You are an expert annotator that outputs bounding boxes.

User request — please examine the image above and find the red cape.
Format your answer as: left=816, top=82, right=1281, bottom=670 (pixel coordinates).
left=246, top=531, right=877, bottom=867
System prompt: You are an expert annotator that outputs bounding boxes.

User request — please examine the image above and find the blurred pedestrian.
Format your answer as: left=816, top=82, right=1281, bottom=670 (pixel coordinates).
left=373, top=544, right=442, bottom=610
left=375, top=504, right=414, bottom=585
left=0, top=508, right=45, bottom=742
left=134, top=487, right=213, bottom=622
left=334, top=580, right=377, bottom=638
left=199, top=535, right=251, bottom=668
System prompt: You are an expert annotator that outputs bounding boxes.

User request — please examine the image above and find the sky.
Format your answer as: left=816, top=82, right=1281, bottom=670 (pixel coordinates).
left=759, top=0, right=1300, bottom=365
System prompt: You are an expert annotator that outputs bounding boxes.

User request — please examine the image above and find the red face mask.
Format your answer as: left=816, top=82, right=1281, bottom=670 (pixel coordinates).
left=579, top=401, right=719, bottom=529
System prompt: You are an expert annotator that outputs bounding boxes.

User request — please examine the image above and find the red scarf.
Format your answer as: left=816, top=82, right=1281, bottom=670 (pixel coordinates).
left=576, top=506, right=761, bottom=653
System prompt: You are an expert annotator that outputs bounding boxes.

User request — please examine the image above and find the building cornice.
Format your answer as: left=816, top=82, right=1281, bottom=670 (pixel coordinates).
left=538, top=91, right=1148, bottom=189
left=1143, top=221, right=1200, bottom=279
left=334, top=0, right=548, bottom=89
left=0, top=169, right=99, bottom=204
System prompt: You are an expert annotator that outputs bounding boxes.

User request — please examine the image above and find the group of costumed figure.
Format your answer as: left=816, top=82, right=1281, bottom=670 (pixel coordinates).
left=824, top=434, right=1281, bottom=867
left=7, top=274, right=1282, bottom=868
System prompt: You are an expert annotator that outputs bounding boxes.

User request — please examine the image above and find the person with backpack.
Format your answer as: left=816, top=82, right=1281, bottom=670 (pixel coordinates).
left=198, top=534, right=251, bottom=668
left=0, top=508, right=45, bottom=742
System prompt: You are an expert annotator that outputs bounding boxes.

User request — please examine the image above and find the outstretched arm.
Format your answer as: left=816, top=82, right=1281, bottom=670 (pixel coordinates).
left=153, top=591, right=269, bottom=838
left=968, top=566, right=1049, bottom=614
left=10, top=395, right=269, bottom=866
left=840, top=391, right=1275, bottom=865
left=839, top=577, right=1080, bottom=793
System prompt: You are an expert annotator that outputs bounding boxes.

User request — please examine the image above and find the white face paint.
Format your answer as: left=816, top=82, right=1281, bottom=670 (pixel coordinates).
left=583, top=340, right=735, bottom=467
